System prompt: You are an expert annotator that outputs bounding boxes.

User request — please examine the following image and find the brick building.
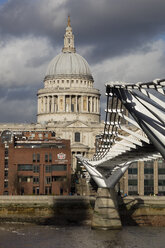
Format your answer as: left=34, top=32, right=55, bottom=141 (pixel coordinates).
left=0, top=130, right=71, bottom=195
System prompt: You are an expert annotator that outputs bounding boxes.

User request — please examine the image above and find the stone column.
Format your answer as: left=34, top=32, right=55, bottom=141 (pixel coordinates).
left=93, top=97, right=95, bottom=113
left=38, top=97, right=40, bottom=114
left=40, top=97, right=43, bottom=113
left=98, top=97, right=100, bottom=114
left=92, top=188, right=122, bottom=230
left=43, top=96, right=46, bottom=113
left=94, top=97, right=97, bottom=113
left=90, top=96, right=92, bottom=112
left=51, top=96, right=54, bottom=113
left=63, top=95, right=65, bottom=112
left=54, top=96, right=57, bottom=112
left=70, top=95, right=72, bottom=112
left=58, top=96, right=60, bottom=112
left=87, top=96, right=89, bottom=112
left=96, top=97, right=99, bottom=113
left=46, top=96, right=49, bottom=113
left=138, top=161, right=144, bottom=196
left=154, top=160, right=158, bottom=195
left=81, top=96, right=83, bottom=112
left=93, top=97, right=95, bottom=112
left=75, top=95, right=77, bottom=112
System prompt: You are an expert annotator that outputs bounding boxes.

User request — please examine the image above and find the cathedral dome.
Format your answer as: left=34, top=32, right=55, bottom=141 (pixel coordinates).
left=44, top=16, right=93, bottom=82
left=45, top=52, right=93, bottom=81
left=37, top=17, right=100, bottom=125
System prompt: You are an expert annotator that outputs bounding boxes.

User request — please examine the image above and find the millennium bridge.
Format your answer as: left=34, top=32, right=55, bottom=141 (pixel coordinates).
left=77, top=78, right=165, bottom=229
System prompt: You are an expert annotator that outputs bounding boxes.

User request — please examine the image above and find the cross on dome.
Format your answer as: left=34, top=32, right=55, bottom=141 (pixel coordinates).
left=67, top=15, right=71, bottom=27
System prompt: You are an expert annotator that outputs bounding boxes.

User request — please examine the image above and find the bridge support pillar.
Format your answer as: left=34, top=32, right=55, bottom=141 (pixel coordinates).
left=92, top=188, right=122, bottom=230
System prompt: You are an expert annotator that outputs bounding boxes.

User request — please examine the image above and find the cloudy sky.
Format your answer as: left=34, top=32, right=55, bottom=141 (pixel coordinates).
left=0, top=0, right=165, bottom=123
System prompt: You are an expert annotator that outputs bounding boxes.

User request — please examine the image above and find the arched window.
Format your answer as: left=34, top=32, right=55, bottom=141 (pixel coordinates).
left=75, top=132, right=80, bottom=142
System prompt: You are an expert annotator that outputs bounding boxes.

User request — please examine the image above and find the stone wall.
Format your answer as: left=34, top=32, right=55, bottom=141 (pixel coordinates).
left=0, top=195, right=95, bottom=225
left=1, top=195, right=165, bottom=227
left=119, top=196, right=165, bottom=226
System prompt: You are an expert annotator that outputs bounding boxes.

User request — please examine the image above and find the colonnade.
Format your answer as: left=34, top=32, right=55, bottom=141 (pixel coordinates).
left=38, top=94, right=100, bottom=114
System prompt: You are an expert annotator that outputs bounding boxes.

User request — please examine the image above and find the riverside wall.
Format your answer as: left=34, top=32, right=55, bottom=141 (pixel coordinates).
left=0, top=195, right=95, bottom=225
left=119, top=196, right=165, bottom=226
left=0, top=195, right=165, bottom=226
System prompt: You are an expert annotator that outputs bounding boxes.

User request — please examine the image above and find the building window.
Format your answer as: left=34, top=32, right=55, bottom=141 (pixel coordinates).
left=144, top=167, right=153, bottom=174
left=33, top=165, right=39, bottom=173
left=45, top=176, right=51, bottom=184
left=32, top=153, right=36, bottom=162
left=45, top=154, right=48, bottom=162
left=49, top=153, right=52, bottom=162
left=37, top=154, right=40, bottom=162
left=52, top=176, right=66, bottom=182
left=21, top=187, right=24, bottom=195
left=4, top=159, right=8, bottom=168
left=158, top=180, right=165, bottom=186
left=45, top=187, right=52, bottom=195
left=4, top=170, right=8, bottom=178
left=128, top=191, right=137, bottom=195
left=128, top=168, right=137, bottom=174
left=33, top=153, right=40, bottom=162
left=52, top=164, right=67, bottom=171
left=5, top=149, right=8, bottom=156
left=158, top=168, right=165, bottom=174
left=75, top=132, right=80, bottom=142
left=18, top=164, right=33, bottom=171
left=45, top=165, right=51, bottom=173
left=128, top=180, right=137, bottom=186
left=144, top=179, right=154, bottom=195
left=4, top=181, right=8, bottom=188
left=51, top=132, right=56, bottom=137
left=33, top=177, right=39, bottom=184
left=33, top=187, right=39, bottom=195
left=19, top=177, right=31, bottom=183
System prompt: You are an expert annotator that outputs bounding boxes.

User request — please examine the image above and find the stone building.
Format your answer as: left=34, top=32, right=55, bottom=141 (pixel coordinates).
left=37, top=17, right=104, bottom=171
left=120, top=159, right=165, bottom=196
left=0, top=17, right=104, bottom=172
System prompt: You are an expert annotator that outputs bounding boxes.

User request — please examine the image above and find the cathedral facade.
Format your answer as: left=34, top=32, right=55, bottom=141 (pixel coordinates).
left=0, top=17, right=104, bottom=172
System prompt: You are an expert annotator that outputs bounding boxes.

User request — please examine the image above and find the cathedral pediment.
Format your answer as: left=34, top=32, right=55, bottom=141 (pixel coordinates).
left=71, top=143, right=89, bottom=149
left=64, top=120, right=89, bottom=128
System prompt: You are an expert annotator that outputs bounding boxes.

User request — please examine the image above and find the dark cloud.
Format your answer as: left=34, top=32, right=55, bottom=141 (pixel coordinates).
left=0, top=86, right=38, bottom=123
left=0, top=83, right=41, bottom=122
left=5, top=85, right=39, bottom=101
left=68, top=0, right=165, bottom=63
left=0, top=98, right=37, bottom=123
left=1, top=0, right=165, bottom=64
left=0, top=0, right=165, bottom=122
left=0, top=0, right=65, bottom=44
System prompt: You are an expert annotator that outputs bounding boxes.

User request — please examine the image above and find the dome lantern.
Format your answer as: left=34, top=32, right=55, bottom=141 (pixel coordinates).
left=62, top=16, right=76, bottom=53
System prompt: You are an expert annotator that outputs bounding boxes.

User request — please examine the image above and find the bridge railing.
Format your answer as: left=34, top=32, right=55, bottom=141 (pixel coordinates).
left=77, top=79, right=165, bottom=188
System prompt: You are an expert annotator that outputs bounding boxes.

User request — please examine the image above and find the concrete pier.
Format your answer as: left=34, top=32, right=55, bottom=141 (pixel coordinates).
left=92, top=188, right=122, bottom=230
